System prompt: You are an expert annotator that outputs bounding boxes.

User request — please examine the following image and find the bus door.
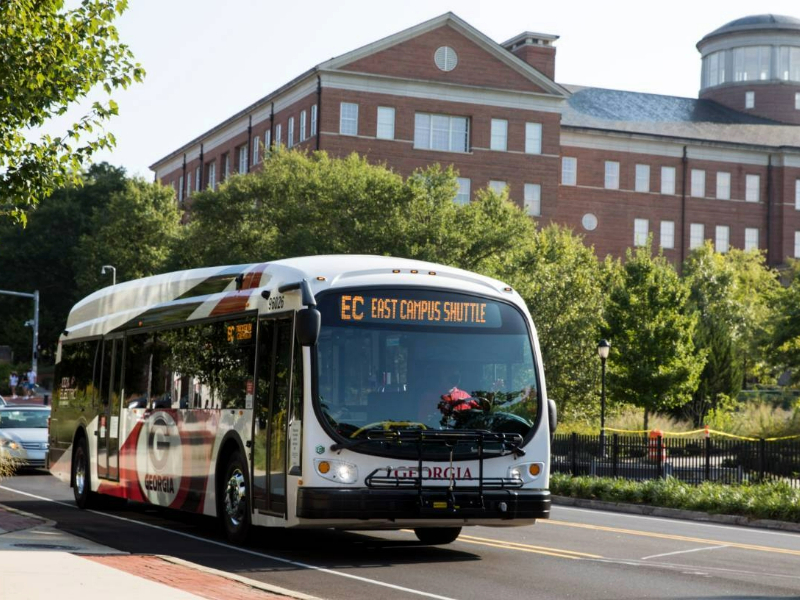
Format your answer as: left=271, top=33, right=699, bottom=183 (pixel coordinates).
left=97, top=338, right=123, bottom=480
left=252, top=316, right=294, bottom=515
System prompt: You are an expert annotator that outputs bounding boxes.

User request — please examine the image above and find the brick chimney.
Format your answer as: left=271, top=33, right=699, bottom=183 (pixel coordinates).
left=502, top=32, right=559, bottom=81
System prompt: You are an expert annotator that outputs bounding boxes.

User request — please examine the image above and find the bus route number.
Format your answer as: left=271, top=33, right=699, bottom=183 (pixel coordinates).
left=268, top=294, right=285, bottom=311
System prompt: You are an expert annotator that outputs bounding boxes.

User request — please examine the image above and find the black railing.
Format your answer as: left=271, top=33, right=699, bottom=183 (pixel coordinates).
left=551, top=433, right=800, bottom=488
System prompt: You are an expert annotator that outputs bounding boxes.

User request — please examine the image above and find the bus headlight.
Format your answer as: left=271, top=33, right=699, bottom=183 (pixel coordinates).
left=508, top=462, right=544, bottom=483
left=314, top=459, right=358, bottom=484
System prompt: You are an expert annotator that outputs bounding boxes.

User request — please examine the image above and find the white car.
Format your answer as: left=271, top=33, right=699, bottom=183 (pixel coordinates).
left=0, top=406, right=50, bottom=468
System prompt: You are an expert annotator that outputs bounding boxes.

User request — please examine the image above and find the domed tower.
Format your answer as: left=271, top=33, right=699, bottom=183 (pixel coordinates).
left=697, top=14, right=800, bottom=124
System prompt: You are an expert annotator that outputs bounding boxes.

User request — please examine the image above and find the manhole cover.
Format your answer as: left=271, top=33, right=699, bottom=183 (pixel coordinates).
left=12, top=543, right=80, bottom=550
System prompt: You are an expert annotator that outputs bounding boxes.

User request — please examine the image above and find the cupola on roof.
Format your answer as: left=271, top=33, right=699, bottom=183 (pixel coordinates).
left=699, top=14, right=800, bottom=45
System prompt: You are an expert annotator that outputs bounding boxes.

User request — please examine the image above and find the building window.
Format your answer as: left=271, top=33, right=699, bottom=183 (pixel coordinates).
left=525, top=123, right=542, bottom=154
left=660, top=221, right=675, bottom=249
left=414, top=113, right=469, bottom=153
left=524, top=183, right=541, bottom=216
left=744, top=227, right=759, bottom=251
left=716, top=172, right=731, bottom=200
left=377, top=107, right=395, bottom=140
left=253, top=137, right=260, bottom=165
left=715, top=225, right=730, bottom=253
left=490, top=119, right=508, bottom=151
left=796, top=180, right=800, bottom=210
left=455, top=178, right=470, bottom=205
left=733, top=46, right=770, bottom=82
left=489, top=180, right=507, bottom=195
left=238, top=145, right=248, bottom=174
left=796, top=93, right=800, bottom=110
left=207, top=162, right=216, bottom=189
left=222, top=153, right=230, bottom=180
left=690, top=223, right=704, bottom=249
left=634, top=218, right=649, bottom=247
left=703, top=50, right=726, bottom=87
left=340, top=102, right=358, bottom=136
left=661, top=166, right=676, bottom=195
left=434, top=46, right=458, bottom=72
left=265, top=130, right=271, bottom=150
left=691, top=169, right=705, bottom=198
left=287, top=117, right=295, bottom=148
left=300, top=111, right=307, bottom=141
left=195, top=166, right=201, bottom=192
left=311, top=104, right=318, bottom=137
left=275, top=124, right=282, bottom=147
left=745, top=91, right=755, bottom=109
left=186, top=173, right=192, bottom=197
left=178, top=175, right=184, bottom=202
left=582, top=213, right=598, bottom=231
left=745, top=174, right=760, bottom=202
left=562, top=157, right=577, bottom=186
left=604, top=161, right=620, bottom=190
left=635, top=164, right=650, bottom=193
left=796, top=231, right=800, bottom=258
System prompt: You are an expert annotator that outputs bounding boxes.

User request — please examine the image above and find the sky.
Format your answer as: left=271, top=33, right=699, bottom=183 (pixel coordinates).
left=46, top=0, right=800, bottom=178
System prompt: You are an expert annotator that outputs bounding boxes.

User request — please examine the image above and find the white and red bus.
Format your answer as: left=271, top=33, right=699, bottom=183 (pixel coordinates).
left=49, top=255, right=555, bottom=544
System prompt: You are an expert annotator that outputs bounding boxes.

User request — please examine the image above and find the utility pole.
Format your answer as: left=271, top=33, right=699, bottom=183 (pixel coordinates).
left=0, top=289, right=39, bottom=374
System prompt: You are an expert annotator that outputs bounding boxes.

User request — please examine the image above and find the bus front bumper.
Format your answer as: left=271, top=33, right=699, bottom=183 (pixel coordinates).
left=296, top=488, right=550, bottom=520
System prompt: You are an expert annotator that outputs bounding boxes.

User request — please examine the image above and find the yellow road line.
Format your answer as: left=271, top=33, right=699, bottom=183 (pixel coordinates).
left=541, top=520, right=800, bottom=557
left=458, top=534, right=601, bottom=558
left=457, top=537, right=583, bottom=559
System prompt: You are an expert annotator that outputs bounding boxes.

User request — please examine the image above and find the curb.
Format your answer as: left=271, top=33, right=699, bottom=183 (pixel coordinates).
left=552, top=495, right=800, bottom=533
left=158, top=555, right=324, bottom=600
left=0, top=502, right=56, bottom=529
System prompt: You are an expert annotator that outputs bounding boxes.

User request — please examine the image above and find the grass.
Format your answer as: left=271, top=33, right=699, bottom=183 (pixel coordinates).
left=550, top=473, right=800, bottom=523
left=0, top=456, right=17, bottom=480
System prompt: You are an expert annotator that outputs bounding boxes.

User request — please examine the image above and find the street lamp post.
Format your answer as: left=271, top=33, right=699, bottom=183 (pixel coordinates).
left=597, top=339, right=611, bottom=452
left=101, top=265, right=116, bottom=286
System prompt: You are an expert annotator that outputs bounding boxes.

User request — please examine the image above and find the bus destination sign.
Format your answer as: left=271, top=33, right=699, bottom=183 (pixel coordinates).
left=339, top=294, right=501, bottom=327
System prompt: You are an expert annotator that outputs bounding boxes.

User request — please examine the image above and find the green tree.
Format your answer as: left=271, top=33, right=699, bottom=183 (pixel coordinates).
left=0, top=164, right=178, bottom=367
left=74, top=177, right=181, bottom=296
left=0, top=0, right=144, bottom=225
left=509, top=224, right=606, bottom=421
left=771, top=260, right=800, bottom=384
left=604, top=242, right=703, bottom=427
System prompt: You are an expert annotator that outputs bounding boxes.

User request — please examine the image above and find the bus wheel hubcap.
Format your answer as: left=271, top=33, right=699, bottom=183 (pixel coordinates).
left=225, top=469, right=246, bottom=525
left=75, top=454, right=85, bottom=495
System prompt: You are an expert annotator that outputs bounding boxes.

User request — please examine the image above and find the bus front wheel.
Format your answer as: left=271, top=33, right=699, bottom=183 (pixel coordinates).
left=414, top=527, right=462, bottom=545
left=220, top=451, right=251, bottom=544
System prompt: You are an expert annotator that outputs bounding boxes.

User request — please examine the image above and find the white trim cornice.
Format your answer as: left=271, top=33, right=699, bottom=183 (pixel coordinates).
left=321, top=70, right=566, bottom=113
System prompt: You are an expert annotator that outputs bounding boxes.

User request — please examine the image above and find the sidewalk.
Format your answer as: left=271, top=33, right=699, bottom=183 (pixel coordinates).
left=0, top=504, right=319, bottom=600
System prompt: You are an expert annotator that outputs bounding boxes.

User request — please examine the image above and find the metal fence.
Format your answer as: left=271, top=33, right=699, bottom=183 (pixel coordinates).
left=551, top=433, right=800, bottom=488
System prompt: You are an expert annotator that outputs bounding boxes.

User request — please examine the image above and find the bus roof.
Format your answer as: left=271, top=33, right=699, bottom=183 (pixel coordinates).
left=62, top=255, right=522, bottom=341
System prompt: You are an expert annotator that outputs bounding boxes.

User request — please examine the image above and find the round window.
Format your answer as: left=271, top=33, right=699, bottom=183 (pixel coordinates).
left=582, top=213, right=598, bottom=231
left=434, top=46, right=458, bottom=72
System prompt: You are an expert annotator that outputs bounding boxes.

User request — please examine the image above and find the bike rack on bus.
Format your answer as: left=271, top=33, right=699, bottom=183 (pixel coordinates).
left=362, top=430, right=526, bottom=513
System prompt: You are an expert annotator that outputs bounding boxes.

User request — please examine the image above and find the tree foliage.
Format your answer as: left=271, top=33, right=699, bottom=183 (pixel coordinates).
left=771, top=260, right=800, bottom=384
left=0, top=0, right=144, bottom=225
left=0, top=164, right=179, bottom=364
left=604, top=243, right=703, bottom=421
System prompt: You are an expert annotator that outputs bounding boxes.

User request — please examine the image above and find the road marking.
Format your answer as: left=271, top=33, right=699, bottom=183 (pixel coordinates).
left=542, top=519, right=800, bottom=557
left=555, top=505, right=800, bottom=539
left=458, top=534, right=602, bottom=559
left=0, top=485, right=458, bottom=600
left=641, top=544, right=729, bottom=560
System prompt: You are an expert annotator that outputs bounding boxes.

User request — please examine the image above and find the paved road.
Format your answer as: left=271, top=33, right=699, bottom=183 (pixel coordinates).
left=2, top=471, right=799, bottom=599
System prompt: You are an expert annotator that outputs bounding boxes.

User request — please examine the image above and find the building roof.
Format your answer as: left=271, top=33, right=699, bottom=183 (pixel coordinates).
left=561, top=85, right=800, bottom=149
left=700, top=14, right=800, bottom=44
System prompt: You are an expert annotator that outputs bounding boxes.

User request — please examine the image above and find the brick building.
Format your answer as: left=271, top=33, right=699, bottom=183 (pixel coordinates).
left=150, top=13, right=800, bottom=266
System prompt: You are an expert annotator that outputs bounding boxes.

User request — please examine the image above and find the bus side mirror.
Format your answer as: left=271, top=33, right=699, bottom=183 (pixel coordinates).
left=296, top=308, right=321, bottom=346
left=547, top=398, right=557, bottom=440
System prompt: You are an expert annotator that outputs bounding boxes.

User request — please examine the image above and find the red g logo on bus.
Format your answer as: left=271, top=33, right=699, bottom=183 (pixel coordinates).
left=136, top=412, right=182, bottom=506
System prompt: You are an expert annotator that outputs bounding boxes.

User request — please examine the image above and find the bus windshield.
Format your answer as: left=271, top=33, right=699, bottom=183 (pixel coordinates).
left=315, top=289, right=539, bottom=456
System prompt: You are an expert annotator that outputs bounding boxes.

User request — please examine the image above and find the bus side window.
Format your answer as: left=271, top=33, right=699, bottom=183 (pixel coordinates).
left=123, top=334, right=151, bottom=409
left=56, top=340, right=99, bottom=412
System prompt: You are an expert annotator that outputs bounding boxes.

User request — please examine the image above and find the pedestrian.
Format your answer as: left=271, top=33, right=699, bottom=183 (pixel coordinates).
left=25, top=368, right=36, bottom=397
left=9, top=371, right=19, bottom=399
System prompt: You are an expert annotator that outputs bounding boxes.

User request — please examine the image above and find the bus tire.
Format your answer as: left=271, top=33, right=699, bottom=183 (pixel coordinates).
left=220, top=451, right=251, bottom=544
left=414, top=527, right=462, bottom=545
left=72, top=437, right=96, bottom=509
